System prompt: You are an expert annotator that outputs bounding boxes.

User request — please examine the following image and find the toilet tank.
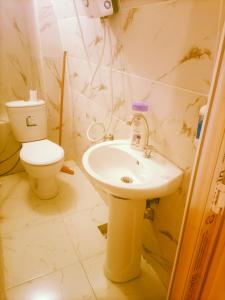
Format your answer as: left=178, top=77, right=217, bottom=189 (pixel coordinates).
left=5, top=100, right=48, bottom=143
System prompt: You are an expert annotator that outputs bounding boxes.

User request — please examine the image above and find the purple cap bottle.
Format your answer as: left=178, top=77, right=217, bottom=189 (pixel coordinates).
left=132, top=101, right=149, bottom=112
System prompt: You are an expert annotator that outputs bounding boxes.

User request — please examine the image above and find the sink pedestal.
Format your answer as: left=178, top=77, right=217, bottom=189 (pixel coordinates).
left=104, top=194, right=146, bottom=283
left=83, top=139, right=183, bottom=283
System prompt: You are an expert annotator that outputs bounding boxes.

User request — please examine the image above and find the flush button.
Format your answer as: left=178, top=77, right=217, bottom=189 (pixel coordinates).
left=104, top=0, right=112, bottom=9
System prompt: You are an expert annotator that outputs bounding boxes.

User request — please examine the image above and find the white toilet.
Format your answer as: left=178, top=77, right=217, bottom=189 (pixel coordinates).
left=5, top=96, right=64, bottom=199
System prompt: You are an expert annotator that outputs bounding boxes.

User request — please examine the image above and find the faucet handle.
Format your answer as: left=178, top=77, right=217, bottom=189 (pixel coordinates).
left=144, top=144, right=154, bottom=158
left=126, top=116, right=133, bottom=126
left=104, top=133, right=114, bottom=141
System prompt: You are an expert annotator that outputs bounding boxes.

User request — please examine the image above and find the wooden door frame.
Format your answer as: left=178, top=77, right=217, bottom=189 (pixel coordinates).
left=168, top=24, right=225, bottom=300
left=199, top=212, right=225, bottom=299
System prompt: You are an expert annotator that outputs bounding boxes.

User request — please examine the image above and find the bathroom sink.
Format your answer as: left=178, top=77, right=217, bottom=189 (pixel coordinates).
left=83, top=139, right=183, bottom=282
left=83, top=139, right=183, bottom=200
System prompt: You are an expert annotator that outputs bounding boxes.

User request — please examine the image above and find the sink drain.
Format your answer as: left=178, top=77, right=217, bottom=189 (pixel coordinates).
left=121, top=176, right=133, bottom=184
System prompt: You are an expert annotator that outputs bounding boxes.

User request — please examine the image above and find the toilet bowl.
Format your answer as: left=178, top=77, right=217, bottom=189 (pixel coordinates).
left=20, top=139, right=64, bottom=199
left=5, top=93, right=65, bottom=199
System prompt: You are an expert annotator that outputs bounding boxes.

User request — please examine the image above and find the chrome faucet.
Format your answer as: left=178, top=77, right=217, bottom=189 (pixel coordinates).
left=127, top=114, right=153, bottom=158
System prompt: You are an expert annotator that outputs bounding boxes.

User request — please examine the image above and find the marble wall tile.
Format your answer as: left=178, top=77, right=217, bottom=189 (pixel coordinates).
left=69, top=64, right=206, bottom=170
left=1, top=0, right=31, bottom=58
left=3, top=53, right=31, bottom=100
left=94, top=17, right=125, bottom=70
left=69, top=84, right=131, bottom=161
left=109, top=0, right=221, bottom=94
left=145, top=83, right=207, bottom=169
left=212, top=0, right=225, bottom=54
left=0, top=2, right=32, bottom=101
left=30, top=56, right=45, bottom=97
left=0, top=0, right=35, bottom=175
left=99, top=67, right=129, bottom=119
left=142, top=168, right=191, bottom=286
left=68, top=57, right=113, bottom=114
left=42, top=56, right=73, bottom=154
left=121, top=0, right=176, bottom=9
left=68, top=56, right=92, bottom=95
left=58, top=16, right=100, bottom=63
left=73, top=0, right=88, bottom=17
left=58, top=18, right=86, bottom=59
left=52, top=0, right=76, bottom=19
left=58, top=11, right=123, bottom=69
left=93, top=66, right=207, bottom=169
left=36, top=0, right=62, bottom=57
left=108, top=116, right=131, bottom=140
left=41, top=57, right=62, bottom=143
left=23, top=0, right=42, bottom=57
left=70, top=90, right=109, bottom=154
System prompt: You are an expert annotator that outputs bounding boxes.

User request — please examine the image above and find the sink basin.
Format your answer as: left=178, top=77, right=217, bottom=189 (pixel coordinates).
left=83, top=139, right=183, bottom=283
left=83, top=139, right=183, bottom=200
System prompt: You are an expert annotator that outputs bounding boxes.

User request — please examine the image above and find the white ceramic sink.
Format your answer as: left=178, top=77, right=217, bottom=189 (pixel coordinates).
left=83, top=139, right=183, bottom=283
left=83, top=139, right=183, bottom=200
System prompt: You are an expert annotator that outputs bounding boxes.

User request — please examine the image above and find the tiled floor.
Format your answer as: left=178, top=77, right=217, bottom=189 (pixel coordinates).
left=0, top=161, right=166, bottom=300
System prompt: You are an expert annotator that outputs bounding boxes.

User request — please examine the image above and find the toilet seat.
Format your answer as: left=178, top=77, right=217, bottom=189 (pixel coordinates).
left=20, top=139, right=64, bottom=166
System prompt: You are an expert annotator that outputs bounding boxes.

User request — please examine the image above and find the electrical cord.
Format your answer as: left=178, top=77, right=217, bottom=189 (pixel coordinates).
left=86, top=18, right=114, bottom=143
left=0, top=145, right=22, bottom=164
left=88, top=18, right=107, bottom=88
left=0, top=157, right=20, bottom=177
left=104, top=18, right=114, bottom=134
left=71, top=1, right=114, bottom=143
left=72, top=0, right=92, bottom=73
left=86, top=121, right=106, bottom=142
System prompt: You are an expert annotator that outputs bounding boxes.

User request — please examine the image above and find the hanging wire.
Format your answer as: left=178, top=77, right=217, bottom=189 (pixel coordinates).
left=0, top=157, right=20, bottom=177
left=0, top=145, right=21, bottom=165
left=86, top=18, right=114, bottom=142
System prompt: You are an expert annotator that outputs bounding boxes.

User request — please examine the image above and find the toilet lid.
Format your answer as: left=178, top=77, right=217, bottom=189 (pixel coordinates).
left=20, top=139, right=64, bottom=165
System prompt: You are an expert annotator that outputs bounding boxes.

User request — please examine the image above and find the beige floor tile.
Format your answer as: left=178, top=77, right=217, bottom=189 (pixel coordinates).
left=0, top=163, right=167, bottom=299
left=2, top=218, right=78, bottom=289
left=0, top=172, right=27, bottom=203
left=82, top=254, right=167, bottom=300
left=64, top=204, right=108, bottom=260
left=6, top=262, right=96, bottom=300
left=56, top=161, right=103, bottom=215
left=0, top=189, right=61, bottom=235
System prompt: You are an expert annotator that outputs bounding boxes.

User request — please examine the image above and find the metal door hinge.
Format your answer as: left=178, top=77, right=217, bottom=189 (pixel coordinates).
left=211, top=182, right=225, bottom=214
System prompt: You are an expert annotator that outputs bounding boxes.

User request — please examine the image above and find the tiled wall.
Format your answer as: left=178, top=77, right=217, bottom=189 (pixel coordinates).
left=0, top=0, right=73, bottom=176
left=30, top=0, right=74, bottom=158
left=0, top=0, right=35, bottom=175
left=39, top=0, right=223, bottom=286
left=1, top=0, right=224, bottom=287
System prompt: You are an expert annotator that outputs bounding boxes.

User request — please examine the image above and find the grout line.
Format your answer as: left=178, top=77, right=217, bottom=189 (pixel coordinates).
left=4, top=261, right=83, bottom=292
left=60, top=209, right=99, bottom=299
left=34, top=54, right=209, bottom=98
left=65, top=54, right=209, bottom=97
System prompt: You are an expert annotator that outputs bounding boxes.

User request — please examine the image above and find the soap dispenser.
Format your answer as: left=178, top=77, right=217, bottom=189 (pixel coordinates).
left=130, top=102, right=149, bottom=150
